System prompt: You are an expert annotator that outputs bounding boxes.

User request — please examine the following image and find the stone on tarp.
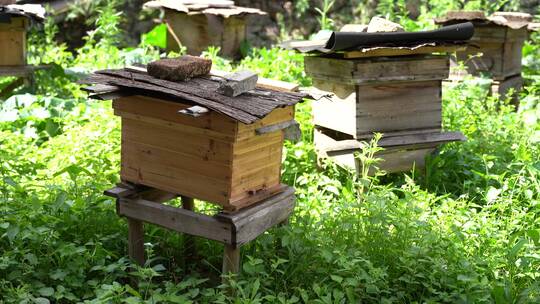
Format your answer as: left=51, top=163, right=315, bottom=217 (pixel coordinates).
left=217, top=70, right=258, bottom=97
left=367, top=17, right=404, bottom=33
left=147, top=56, right=212, bottom=81
left=340, top=24, right=368, bottom=32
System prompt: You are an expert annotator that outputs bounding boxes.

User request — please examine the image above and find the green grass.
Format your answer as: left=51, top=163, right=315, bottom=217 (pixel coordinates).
left=1, top=4, right=540, bottom=303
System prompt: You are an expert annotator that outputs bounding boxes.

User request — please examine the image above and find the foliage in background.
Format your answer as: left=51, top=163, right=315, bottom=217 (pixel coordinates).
left=1, top=1, right=540, bottom=303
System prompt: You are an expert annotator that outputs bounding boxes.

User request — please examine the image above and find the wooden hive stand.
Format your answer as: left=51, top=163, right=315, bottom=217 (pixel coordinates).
left=305, top=47, right=466, bottom=174
left=104, top=183, right=296, bottom=278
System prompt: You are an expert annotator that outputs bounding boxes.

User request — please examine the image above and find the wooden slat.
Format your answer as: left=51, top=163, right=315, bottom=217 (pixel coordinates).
left=305, top=55, right=449, bottom=84
left=122, top=118, right=234, bottom=163
left=117, top=198, right=233, bottom=244
left=343, top=45, right=466, bottom=59
left=115, top=110, right=236, bottom=142
left=355, top=81, right=442, bottom=137
left=114, top=96, right=237, bottom=135
left=218, top=187, right=295, bottom=246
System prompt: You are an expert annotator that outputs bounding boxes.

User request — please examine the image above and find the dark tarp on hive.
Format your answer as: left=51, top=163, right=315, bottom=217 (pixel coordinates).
left=80, top=68, right=307, bottom=125
left=281, top=22, right=474, bottom=53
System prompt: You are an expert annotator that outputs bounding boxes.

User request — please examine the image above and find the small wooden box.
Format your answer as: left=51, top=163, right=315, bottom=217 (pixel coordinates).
left=113, top=95, right=294, bottom=211
left=305, top=55, right=449, bottom=139
left=451, top=25, right=528, bottom=80
left=166, top=10, right=247, bottom=58
left=0, top=17, right=27, bottom=66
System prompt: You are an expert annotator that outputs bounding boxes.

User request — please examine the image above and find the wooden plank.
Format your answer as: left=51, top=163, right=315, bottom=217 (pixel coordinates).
left=218, top=187, right=295, bottom=246
left=256, top=120, right=297, bottom=135
left=114, top=96, right=238, bottom=135
left=115, top=110, right=236, bottom=142
left=304, top=56, right=356, bottom=83
left=306, top=55, right=450, bottom=84
left=356, top=81, right=442, bottom=137
left=227, top=184, right=286, bottom=212
left=317, top=137, right=437, bottom=174
left=120, top=149, right=232, bottom=205
left=122, top=140, right=232, bottom=180
left=0, top=30, right=26, bottom=66
left=122, top=118, right=234, bottom=163
left=181, top=196, right=197, bottom=263
left=344, top=45, right=466, bottom=59
left=311, top=81, right=357, bottom=137
left=222, top=244, right=241, bottom=275
left=236, top=106, right=294, bottom=141
left=118, top=198, right=233, bottom=244
left=352, top=56, right=449, bottom=83
left=127, top=218, right=145, bottom=266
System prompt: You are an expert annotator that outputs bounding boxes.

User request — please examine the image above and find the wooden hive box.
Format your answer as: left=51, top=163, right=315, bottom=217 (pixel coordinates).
left=451, top=24, right=528, bottom=80
left=113, top=95, right=293, bottom=211
left=0, top=16, right=27, bottom=66
left=305, top=55, right=450, bottom=140
left=84, top=68, right=305, bottom=212
left=166, top=9, right=247, bottom=58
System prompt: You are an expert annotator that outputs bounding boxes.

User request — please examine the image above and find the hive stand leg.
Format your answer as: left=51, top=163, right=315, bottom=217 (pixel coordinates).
left=127, top=218, right=145, bottom=266
left=181, top=196, right=197, bottom=266
left=222, top=244, right=241, bottom=278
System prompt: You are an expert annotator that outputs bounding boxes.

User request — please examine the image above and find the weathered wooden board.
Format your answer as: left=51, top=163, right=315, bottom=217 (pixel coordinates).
left=117, top=197, right=233, bottom=243
left=0, top=17, right=27, bottom=66
left=305, top=55, right=449, bottom=84
left=343, top=45, right=466, bottom=59
left=355, top=80, right=442, bottom=138
left=314, top=128, right=465, bottom=174
left=217, top=186, right=295, bottom=246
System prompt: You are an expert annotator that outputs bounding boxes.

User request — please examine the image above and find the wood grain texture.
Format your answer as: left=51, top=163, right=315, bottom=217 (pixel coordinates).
left=218, top=187, right=295, bottom=246
left=314, top=128, right=464, bottom=174
left=127, top=218, right=145, bottom=266
left=305, top=55, right=449, bottom=84
left=0, top=17, right=26, bottom=66
left=118, top=198, right=233, bottom=243
left=344, top=45, right=466, bottom=59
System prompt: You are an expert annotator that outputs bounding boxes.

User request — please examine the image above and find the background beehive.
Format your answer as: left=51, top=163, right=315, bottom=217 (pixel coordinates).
left=305, top=55, right=449, bottom=139
left=0, top=17, right=27, bottom=66
left=451, top=25, right=528, bottom=80
left=165, top=10, right=247, bottom=58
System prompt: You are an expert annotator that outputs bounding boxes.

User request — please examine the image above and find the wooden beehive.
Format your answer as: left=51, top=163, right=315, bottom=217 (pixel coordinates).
left=0, top=16, right=27, bottom=66
left=113, top=96, right=293, bottom=210
left=305, top=55, right=450, bottom=139
left=166, top=9, right=248, bottom=58
left=451, top=24, right=528, bottom=80
left=83, top=68, right=305, bottom=211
